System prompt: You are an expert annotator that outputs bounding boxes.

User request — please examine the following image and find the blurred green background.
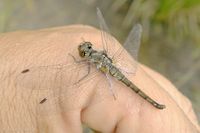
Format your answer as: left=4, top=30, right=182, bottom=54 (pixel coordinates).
left=0, top=0, right=199, bottom=131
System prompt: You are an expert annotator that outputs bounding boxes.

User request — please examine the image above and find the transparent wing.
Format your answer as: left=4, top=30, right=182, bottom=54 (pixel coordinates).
left=15, top=62, right=93, bottom=91
left=36, top=72, right=118, bottom=117
left=124, top=24, right=142, bottom=60
left=97, top=8, right=142, bottom=75
left=36, top=68, right=138, bottom=119
left=113, top=24, right=142, bottom=75
left=96, top=8, right=117, bottom=56
left=15, top=61, right=121, bottom=116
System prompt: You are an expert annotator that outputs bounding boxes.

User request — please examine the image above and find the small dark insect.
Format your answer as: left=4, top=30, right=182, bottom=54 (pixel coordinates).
left=39, top=98, right=47, bottom=104
left=21, top=69, right=30, bottom=73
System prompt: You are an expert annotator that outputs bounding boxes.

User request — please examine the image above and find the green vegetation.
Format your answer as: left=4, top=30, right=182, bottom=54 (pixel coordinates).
left=111, top=0, right=200, bottom=44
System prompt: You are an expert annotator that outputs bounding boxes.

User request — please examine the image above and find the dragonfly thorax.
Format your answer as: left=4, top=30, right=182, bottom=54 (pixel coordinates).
left=78, top=41, right=113, bottom=73
left=91, top=52, right=113, bottom=73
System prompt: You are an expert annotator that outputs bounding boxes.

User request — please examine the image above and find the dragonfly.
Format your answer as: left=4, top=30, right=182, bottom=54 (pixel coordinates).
left=16, top=8, right=165, bottom=116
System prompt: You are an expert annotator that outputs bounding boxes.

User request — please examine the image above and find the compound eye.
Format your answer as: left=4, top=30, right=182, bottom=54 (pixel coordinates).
left=79, top=51, right=85, bottom=57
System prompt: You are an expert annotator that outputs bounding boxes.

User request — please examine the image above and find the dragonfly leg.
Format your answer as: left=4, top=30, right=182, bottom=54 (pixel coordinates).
left=68, top=53, right=87, bottom=63
left=76, top=63, right=91, bottom=83
left=68, top=53, right=91, bottom=84
left=105, top=73, right=116, bottom=100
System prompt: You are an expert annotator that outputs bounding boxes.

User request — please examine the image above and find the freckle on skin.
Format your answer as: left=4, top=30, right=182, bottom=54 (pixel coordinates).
left=21, top=69, right=30, bottom=73
left=40, top=98, right=47, bottom=104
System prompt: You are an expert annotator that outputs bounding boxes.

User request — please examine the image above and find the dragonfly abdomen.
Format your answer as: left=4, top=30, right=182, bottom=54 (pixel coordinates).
left=109, top=66, right=166, bottom=109
left=125, top=78, right=165, bottom=109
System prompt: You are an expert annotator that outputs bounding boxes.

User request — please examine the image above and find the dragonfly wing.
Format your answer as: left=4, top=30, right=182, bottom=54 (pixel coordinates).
left=114, top=24, right=143, bottom=75
left=36, top=67, right=102, bottom=116
left=37, top=72, right=114, bottom=116
left=123, top=24, right=142, bottom=60
left=15, top=61, right=117, bottom=116
left=15, top=62, right=92, bottom=91
left=97, top=8, right=142, bottom=75
left=96, top=8, right=117, bottom=56
left=36, top=70, right=137, bottom=118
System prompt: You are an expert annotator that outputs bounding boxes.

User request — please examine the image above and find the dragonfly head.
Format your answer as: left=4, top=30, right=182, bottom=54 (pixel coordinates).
left=78, top=42, right=93, bottom=58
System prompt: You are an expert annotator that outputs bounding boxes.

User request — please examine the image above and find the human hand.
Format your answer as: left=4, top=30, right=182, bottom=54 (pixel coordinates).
left=0, top=25, right=199, bottom=133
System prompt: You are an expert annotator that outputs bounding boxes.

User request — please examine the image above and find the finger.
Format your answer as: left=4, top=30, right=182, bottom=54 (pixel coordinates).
left=76, top=25, right=199, bottom=132
left=82, top=62, right=199, bottom=133
left=37, top=97, right=83, bottom=133
left=140, top=65, right=199, bottom=127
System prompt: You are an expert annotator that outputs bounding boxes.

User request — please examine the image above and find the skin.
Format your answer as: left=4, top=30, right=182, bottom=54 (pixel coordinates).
left=0, top=25, right=199, bottom=133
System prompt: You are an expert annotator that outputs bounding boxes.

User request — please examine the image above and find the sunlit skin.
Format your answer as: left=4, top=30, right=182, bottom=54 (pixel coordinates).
left=0, top=25, right=199, bottom=133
